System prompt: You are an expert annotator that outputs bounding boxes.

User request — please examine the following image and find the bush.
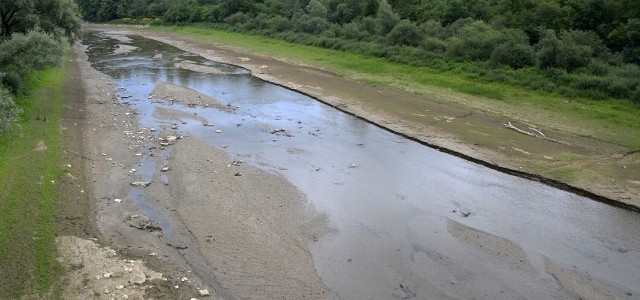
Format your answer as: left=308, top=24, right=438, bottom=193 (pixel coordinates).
left=0, top=31, right=66, bottom=73
left=0, top=86, right=21, bottom=134
left=387, top=19, right=422, bottom=46
left=491, top=43, right=536, bottom=69
left=0, top=71, right=22, bottom=93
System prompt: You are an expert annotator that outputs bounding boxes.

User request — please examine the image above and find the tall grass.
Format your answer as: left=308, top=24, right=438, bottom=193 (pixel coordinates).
left=0, top=61, right=66, bottom=298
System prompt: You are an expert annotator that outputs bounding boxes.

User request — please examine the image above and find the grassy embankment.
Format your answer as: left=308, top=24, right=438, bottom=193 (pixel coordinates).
left=0, top=62, right=67, bottom=298
left=155, top=25, right=639, bottom=149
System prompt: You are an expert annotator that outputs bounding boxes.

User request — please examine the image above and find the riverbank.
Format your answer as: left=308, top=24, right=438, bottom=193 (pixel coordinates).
left=88, top=24, right=639, bottom=209
left=0, top=64, right=66, bottom=298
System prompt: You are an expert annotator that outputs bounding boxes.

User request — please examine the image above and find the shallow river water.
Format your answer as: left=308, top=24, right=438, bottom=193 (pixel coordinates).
left=83, top=31, right=640, bottom=299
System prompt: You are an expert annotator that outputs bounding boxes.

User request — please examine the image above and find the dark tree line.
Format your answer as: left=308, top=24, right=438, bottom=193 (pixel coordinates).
left=78, top=0, right=640, bottom=103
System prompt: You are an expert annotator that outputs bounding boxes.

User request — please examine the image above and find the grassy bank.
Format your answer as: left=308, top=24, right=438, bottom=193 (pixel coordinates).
left=0, top=62, right=66, bottom=298
left=154, top=25, right=639, bottom=149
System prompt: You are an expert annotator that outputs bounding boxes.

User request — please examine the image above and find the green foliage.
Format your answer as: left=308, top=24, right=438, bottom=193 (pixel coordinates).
left=386, top=19, right=421, bottom=46
left=0, top=31, right=66, bottom=72
left=0, top=85, right=21, bottom=133
left=1, top=0, right=82, bottom=41
left=376, top=0, right=400, bottom=35
left=0, top=71, right=23, bottom=93
left=491, top=43, right=536, bottom=69
left=0, top=66, right=65, bottom=298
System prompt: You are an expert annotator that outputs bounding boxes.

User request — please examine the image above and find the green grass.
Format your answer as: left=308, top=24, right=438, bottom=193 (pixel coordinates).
left=153, top=25, right=640, bottom=148
left=0, top=62, right=66, bottom=298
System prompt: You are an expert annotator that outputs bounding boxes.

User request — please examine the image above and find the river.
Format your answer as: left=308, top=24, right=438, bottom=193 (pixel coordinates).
left=83, top=30, right=640, bottom=299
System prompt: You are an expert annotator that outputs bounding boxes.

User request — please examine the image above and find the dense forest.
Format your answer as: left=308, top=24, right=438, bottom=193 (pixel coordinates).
left=0, top=0, right=82, bottom=132
left=75, top=0, right=640, bottom=104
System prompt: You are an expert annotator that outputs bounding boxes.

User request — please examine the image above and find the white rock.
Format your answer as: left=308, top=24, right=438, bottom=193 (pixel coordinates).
left=199, top=288, right=210, bottom=296
left=114, top=198, right=122, bottom=203
left=116, top=285, right=124, bottom=290
left=160, top=166, right=170, bottom=172
left=215, top=130, right=222, bottom=133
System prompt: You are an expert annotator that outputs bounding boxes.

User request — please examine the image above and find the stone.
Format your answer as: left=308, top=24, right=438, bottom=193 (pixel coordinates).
left=161, top=166, right=170, bottom=172
left=130, top=271, right=146, bottom=285
left=130, top=181, right=151, bottom=187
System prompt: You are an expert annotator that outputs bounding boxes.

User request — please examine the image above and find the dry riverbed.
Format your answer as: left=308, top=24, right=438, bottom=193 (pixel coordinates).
left=55, top=25, right=640, bottom=299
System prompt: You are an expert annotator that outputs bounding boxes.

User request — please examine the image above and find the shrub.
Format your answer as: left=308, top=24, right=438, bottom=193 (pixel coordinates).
left=491, top=43, right=536, bottom=69
left=267, top=15, right=290, bottom=32
left=0, top=71, right=23, bottom=93
left=387, top=19, right=422, bottom=46
left=0, top=31, right=65, bottom=73
left=224, top=12, right=250, bottom=25
left=0, top=86, right=21, bottom=134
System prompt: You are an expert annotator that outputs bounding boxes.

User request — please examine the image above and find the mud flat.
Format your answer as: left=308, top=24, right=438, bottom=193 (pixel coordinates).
left=166, top=137, right=334, bottom=299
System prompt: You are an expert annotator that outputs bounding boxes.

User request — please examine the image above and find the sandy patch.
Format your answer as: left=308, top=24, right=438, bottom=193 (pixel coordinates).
left=152, top=106, right=209, bottom=125
left=168, top=137, right=335, bottom=299
left=150, top=82, right=236, bottom=113
left=175, top=60, right=229, bottom=74
left=34, top=140, right=47, bottom=152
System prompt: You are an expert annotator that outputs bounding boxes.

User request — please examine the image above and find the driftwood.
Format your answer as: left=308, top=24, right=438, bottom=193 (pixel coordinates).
left=503, top=122, right=572, bottom=146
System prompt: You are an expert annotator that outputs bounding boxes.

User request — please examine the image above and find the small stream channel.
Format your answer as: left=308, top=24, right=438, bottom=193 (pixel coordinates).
left=83, top=31, right=640, bottom=299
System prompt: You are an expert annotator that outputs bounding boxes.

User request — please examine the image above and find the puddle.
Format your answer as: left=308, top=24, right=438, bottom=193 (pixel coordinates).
left=83, top=31, right=640, bottom=298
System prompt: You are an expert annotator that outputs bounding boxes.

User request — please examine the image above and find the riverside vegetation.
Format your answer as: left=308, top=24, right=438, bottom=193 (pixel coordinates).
left=78, top=0, right=640, bottom=106
left=0, top=0, right=81, bottom=297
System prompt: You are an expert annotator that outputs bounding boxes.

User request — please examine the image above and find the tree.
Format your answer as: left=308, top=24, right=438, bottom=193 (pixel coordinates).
left=306, top=0, right=326, bottom=19
left=1, top=0, right=81, bottom=41
left=0, top=0, right=35, bottom=38
left=376, top=0, right=399, bottom=35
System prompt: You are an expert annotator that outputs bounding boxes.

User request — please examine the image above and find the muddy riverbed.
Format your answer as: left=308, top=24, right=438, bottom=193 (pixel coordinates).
left=65, top=29, right=640, bottom=299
